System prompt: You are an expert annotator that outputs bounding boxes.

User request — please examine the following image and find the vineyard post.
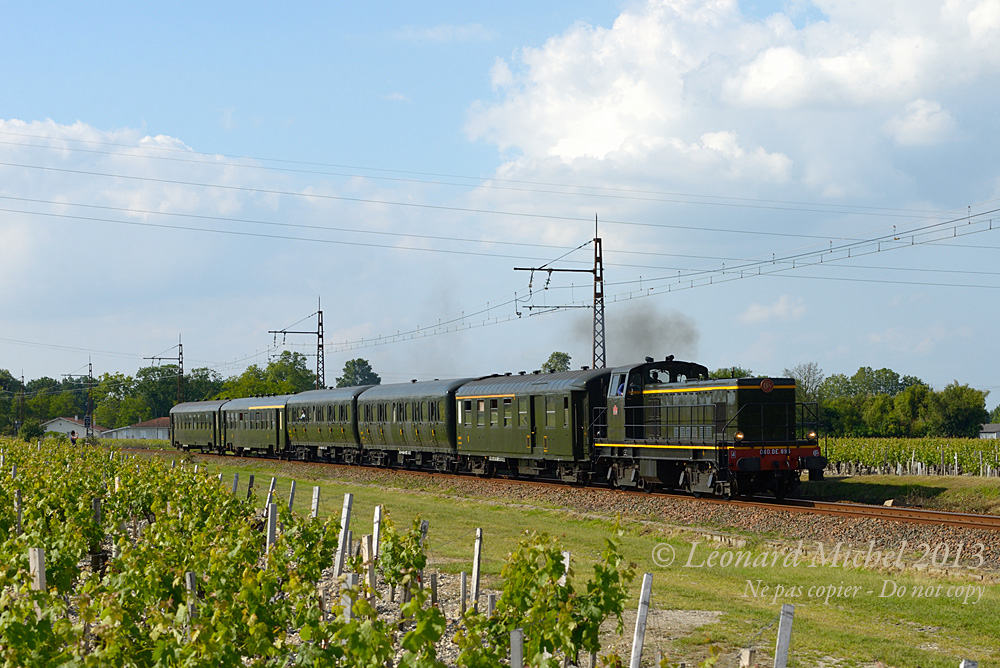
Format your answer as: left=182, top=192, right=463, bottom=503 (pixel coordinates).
left=29, top=547, right=45, bottom=587
left=558, top=550, right=571, bottom=586
left=267, top=476, right=277, bottom=500
left=980, top=451, right=984, bottom=476
left=774, top=603, right=795, bottom=668
left=373, top=505, right=383, bottom=557
left=185, top=571, right=197, bottom=620
left=193, top=464, right=199, bottom=475
left=955, top=452, right=959, bottom=475
left=342, top=573, right=359, bottom=621
left=15, top=489, right=22, bottom=535
left=471, top=528, right=483, bottom=611
left=487, top=592, right=496, bottom=616
left=11, top=463, right=16, bottom=479
left=419, top=519, right=429, bottom=586
left=429, top=572, right=438, bottom=607
left=29, top=547, right=45, bottom=621
left=334, top=493, right=353, bottom=577
left=246, top=473, right=255, bottom=500
left=311, top=486, right=321, bottom=519
left=171, top=460, right=175, bottom=469
left=288, top=480, right=297, bottom=511
left=232, top=473, right=239, bottom=495
left=90, top=498, right=102, bottom=570
left=511, top=628, right=525, bottom=668
left=266, top=502, right=278, bottom=554
left=460, top=571, right=468, bottom=615
left=628, top=573, right=653, bottom=668
left=217, top=472, right=223, bottom=483
left=362, top=534, right=376, bottom=603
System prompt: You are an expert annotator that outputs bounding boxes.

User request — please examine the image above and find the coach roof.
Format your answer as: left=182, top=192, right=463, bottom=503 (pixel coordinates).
left=456, top=368, right=610, bottom=397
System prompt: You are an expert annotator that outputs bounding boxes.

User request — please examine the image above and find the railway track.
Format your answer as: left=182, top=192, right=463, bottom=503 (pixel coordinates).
left=148, top=448, right=1000, bottom=532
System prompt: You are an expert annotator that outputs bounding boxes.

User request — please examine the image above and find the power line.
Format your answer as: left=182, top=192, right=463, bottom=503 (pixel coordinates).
left=0, top=129, right=950, bottom=217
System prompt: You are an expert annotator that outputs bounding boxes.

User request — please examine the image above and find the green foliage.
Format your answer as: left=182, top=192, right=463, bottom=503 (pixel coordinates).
left=336, top=358, right=381, bottom=388
left=220, top=351, right=318, bottom=398
left=782, top=362, right=824, bottom=403
left=0, top=438, right=639, bottom=666
left=541, top=352, right=572, bottom=373
left=825, top=436, right=1000, bottom=472
left=455, top=530, right=635, bottom=668
left=813, top=365, right=989, bottom=438
left=17, top=418, right=44, bottom=442
left=708, top=366, right=754, bottom=379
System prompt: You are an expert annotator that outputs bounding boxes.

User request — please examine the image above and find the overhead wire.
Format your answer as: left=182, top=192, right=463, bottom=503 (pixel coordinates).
left=0, top=129, right=946, bottom=217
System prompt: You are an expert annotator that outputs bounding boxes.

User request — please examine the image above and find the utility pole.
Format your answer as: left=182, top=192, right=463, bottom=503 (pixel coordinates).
left=17, top=373, right=24, bottom=434
left=62, top=360, right=94, bottom=439
left=145, top=335, right=184, bottom=406
left=592, top=216, right=606, bottom=369
left=269, top=298, right=325, bottom=389
left=514, top=216, right=607, bottom=368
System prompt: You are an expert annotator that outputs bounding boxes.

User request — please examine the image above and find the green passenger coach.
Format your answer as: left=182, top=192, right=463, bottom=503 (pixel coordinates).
left=356, top=378, right=473, bottom=470
left=456, top=369, right=611, bottom=481
left=286, top=386, right=373, bottom=462
left=170, top=399, right=228, bottom=453
left=221, top=396, right=295, bottom=457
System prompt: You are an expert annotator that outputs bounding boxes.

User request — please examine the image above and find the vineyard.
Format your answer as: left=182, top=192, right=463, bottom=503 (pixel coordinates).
left=824, top=437, right=1000, bottom=475
left=0, top=437, right=638, bottom=668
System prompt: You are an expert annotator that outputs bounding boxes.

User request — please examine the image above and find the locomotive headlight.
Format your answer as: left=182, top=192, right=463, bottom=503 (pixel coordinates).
left=734, top=431, right=744, bottom=441
left=808, top=430, right=817, bottom=440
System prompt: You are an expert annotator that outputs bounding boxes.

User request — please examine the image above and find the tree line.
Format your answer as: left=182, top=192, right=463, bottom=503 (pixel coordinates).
left=0, top=353, right=382, bottom=438
left=759, top=362, right=993, bottom=439
left=1, top=351, right=993, bottom=440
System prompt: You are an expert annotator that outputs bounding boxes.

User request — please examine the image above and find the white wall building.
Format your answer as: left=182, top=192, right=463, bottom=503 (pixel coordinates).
left=42, top=416, right=108, bottom=438
left=101, top=417, right=170, bottom=440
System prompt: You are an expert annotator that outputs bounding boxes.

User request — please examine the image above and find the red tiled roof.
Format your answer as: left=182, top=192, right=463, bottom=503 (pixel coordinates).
left=132, top=417, right=170, bottom=428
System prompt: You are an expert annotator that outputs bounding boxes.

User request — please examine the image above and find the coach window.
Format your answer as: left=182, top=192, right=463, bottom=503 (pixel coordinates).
left=518, top=397, right=528, bottom=427
left=563, top=397, right=570, bottom=427
left=503, top=397, right=513, bottom=426
left=545, top=396, right=555, bottom=428
left=477, top=399, right=485, bottom=427
left=490, top=399, right=498, bottom=427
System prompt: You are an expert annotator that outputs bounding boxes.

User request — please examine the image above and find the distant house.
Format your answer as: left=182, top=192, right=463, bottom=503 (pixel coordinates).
left=101, top=417, right=170, bottom=441
left=979, top=424, right=1000, bottom=439
left=42, top=416, right=109, bottom=438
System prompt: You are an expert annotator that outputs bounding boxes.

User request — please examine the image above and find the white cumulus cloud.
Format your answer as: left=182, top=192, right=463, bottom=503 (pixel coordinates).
left=884, top=98, right=956, bottom=145
left=739, top=295, right=806, bottom=323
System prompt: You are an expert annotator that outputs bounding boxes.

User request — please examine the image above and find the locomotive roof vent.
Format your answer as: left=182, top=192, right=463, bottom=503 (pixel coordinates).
left=411, top=379, right=417, bottom=383
left=581, top=366, right=589, bottom=370
left=665, top=354, right=675, bottom=362
left=518, top=371, right=526, bottom=375
left=505, top=372, right=512, bottom=376
left=645, top=356, right=654, bottom=363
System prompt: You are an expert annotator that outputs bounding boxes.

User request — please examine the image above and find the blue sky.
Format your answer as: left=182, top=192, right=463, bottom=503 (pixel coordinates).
left=2, top=0, right=999, bottom=407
